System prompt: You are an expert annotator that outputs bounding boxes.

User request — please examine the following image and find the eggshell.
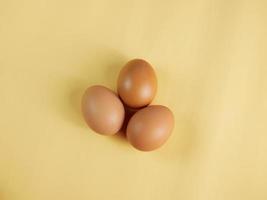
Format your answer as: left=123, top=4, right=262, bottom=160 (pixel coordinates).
left=81, top=85, right=125, bottom=135
left=117, top=59, right=157, bottom=108
left=126, top=105, right=174, bottom=151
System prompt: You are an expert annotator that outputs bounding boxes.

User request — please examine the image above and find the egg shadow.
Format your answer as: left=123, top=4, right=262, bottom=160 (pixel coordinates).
left=115, top=105, right=140, bottom=142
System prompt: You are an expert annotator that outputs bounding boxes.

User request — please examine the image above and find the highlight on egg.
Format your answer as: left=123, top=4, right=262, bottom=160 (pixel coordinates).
left=117, top=59, right=157, bottom=108
left=81, top=85, right=125, bottom=135
left=126, top=105, right=174, bottom=151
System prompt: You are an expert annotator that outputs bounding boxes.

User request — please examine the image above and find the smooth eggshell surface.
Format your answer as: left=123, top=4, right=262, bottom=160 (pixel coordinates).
left=82, top=85, right=125, bottom=135
left=126, top=105, right=174, bottom=151
left=117, top=59, right=157, bottom=108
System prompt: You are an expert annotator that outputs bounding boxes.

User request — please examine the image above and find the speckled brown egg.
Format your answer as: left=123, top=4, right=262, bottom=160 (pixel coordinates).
left=81, top=85, right=125, bottom=135
left=117, top=59, right=157, bottom=108
left=126, top=105, right=174, bottom=151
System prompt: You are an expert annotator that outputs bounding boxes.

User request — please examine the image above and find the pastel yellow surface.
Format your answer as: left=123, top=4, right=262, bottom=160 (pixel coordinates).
left=0, top=0, right=266, bottom=199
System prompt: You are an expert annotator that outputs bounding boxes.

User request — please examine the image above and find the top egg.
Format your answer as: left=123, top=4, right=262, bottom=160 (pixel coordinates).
left=117, top=59, right=157, bottom=108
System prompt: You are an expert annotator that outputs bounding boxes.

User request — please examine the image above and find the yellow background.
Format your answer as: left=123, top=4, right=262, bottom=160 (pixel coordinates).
left=0, top=0, right=267, bottom=199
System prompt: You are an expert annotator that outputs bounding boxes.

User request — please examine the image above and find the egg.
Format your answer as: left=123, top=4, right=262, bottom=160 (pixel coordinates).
left=126, top=105, right=174, bottom=151
left=117, top=59, right=157, bottom=108
left=81, top=85, right=125, bottom=135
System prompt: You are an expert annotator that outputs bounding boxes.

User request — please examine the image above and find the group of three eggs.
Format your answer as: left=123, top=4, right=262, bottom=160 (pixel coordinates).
left=81, top=59, right=174, bottom=151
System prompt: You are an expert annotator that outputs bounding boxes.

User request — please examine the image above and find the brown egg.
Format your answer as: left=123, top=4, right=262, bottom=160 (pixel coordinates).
left=126, top=105, right=174, bottom=151
left=81, top=85, right=125, bottom=135
left=117, top=59, right=157, bottom=108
